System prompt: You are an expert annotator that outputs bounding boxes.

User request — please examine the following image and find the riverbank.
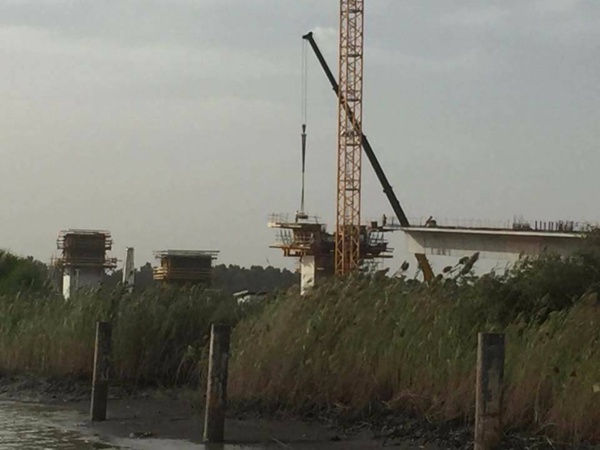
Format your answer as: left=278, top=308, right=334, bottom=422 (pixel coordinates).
left=230, top=272, right=600, bottom=446
left=1, top=247, right=599, bottom=447
left=1, top=375, right=597, bottom=449
left=0, top=375, right=426, bottom=449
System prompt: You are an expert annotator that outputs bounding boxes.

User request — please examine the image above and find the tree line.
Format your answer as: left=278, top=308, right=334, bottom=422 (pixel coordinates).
left=0, top=251, right=299, bottom=296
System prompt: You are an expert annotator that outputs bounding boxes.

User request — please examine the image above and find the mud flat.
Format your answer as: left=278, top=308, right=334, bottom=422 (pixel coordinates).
left=0, top=375, right=597, bottom=449
left=0, top=375, right=426, bottom=449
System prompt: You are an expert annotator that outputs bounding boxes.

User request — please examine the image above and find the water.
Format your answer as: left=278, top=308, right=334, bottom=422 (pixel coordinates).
left=0, top=401, right=412, bottom=449
left=0, top=401, right=112, bottom=449
left=0, top=401, right=258, bottom=450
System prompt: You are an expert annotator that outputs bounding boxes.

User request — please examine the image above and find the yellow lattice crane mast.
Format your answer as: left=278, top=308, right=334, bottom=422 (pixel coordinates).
left=336, top=0, right=364, bottom=275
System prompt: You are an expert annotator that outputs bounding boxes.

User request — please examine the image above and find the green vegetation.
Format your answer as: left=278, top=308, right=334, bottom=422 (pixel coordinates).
left=0, top=253, right=296, bottom=386
left=0, top=236, right=598, bottom=444
left=0, top=286, right=240, bottom=385
left=212, top=264, right=299, bottom=295
left=230, top=248, right=600, bottom=444
left=104, top=262, right=299, bottom=294
left=0, top=250, right=47, bottom=294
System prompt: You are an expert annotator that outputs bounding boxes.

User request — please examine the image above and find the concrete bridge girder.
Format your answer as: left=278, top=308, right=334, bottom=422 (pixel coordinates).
left=403, top=227, right=585, bottom=261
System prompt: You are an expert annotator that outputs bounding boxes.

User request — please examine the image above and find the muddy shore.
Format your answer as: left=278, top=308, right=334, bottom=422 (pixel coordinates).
left=0, top=374, right=596, bottom=449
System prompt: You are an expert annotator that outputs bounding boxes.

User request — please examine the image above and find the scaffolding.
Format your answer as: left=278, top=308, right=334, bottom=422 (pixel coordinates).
left=153, top=250, right=219, bottom=285
left=56, top=229, right=117, bottom=269
left=269, top=214, right=333, bottom=258
left=56, top=229, right=117, bottom=298
left=269, top=212, right=396, bottom=285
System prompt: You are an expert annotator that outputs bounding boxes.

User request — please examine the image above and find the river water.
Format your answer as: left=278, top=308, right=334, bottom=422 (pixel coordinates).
left=0, top=401, right=257, bottom=450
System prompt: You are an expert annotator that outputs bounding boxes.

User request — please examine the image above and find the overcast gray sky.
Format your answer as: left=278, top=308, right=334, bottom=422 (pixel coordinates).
left=1, top=0, right=599, bottom=271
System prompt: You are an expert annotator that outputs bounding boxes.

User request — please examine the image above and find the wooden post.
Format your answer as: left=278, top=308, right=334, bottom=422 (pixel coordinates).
left=91, top=321, right=112, bottom=422
left=203, top=324, right=231, bottom=443
left=475, top=333, right=505, bottom=450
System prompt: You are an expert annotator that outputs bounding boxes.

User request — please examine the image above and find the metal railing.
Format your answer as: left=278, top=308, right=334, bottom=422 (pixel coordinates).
left=406, top=216, right=599, bottom=233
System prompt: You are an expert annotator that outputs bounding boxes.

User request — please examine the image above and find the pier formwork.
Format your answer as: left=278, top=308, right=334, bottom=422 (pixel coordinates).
left=269, top=214, right=396, bottom=294
left=153, top=250, right=219, bottom=286
left=57, top=230, right=117, bottom=298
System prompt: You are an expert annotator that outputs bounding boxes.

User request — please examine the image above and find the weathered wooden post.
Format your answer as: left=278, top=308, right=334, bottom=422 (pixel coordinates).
left=91, top=321, right=112, bottom=422
left=203, top=324, right=231, bottom=443
left=475, top=333, right=505, bottom=450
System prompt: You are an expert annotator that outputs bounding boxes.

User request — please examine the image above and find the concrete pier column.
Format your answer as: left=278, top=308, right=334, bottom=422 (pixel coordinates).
left=300, top=255, right=333, bottom=295
left=123, top=247, right=135, bottom=292
left=62, top=267, right=77, bottom=299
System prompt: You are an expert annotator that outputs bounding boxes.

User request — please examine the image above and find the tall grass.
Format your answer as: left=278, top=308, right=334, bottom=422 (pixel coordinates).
left=229, top=275, right=600, bottom=444
left=0, top=286, right=239, bottom=385
left=1, top=248, right=599, bottom=444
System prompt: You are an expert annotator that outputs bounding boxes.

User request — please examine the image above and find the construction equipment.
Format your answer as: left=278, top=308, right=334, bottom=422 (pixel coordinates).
left=335, top=0, right=364, bottom=275
left=302, top=31, right=435, bottom=282
left=297, top=41, right=309, bottom=222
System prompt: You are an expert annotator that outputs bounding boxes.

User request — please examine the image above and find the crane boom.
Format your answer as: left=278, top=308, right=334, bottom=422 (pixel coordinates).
left=336, top=0, right=364, bottom=275
left=302, top=31, right=435, bottom=282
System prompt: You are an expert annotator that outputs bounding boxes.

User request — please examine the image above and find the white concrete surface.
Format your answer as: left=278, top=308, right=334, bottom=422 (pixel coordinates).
left=62, top=267, right=103, bottom=299
left=123, top=247, right=135, bottom=291
left=300, top=255, right=333, bottom=295
left=300, top=256, right=317, bottom=295
left=403, top=227, right=585, bottom=261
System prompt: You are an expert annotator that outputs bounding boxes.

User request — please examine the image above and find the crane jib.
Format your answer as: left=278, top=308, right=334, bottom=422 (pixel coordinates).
left=302, top=32, right=410, bottom=228
left=302, top=31, right=435, bottom=281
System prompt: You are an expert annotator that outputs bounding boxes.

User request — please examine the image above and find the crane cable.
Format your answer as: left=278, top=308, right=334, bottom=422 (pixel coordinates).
left=300, top=39, right=308, bottom=215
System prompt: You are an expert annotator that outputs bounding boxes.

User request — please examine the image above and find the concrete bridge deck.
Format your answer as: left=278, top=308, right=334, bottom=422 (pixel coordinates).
left=402, top=225, right=587, bottom=260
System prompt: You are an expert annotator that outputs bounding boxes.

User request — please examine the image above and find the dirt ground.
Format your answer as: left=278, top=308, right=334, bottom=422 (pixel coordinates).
left=0, top=375, right=597, bottom=449
left=0, top=375, right=436, bottom=449
left=70, top=393, right=436, bottom=449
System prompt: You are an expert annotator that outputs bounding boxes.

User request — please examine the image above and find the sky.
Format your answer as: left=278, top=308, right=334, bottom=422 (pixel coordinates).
left=1, top=0, right=599, bottom=273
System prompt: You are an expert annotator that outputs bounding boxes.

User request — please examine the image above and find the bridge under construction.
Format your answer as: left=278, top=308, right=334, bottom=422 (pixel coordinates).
left=402, top=218, right=593, bottom=262
left=270, top=3, right=596, bottom=292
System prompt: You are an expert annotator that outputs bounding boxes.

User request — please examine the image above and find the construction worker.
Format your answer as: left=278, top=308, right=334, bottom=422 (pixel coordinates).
left=425, top=216, right=437, bottom=227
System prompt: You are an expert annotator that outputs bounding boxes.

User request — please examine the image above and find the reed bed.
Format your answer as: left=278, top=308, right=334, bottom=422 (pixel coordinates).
left=1, top=249, right=598, bottom=444
left=229, top=274, right=600, bottom=444
left=0, top=286, right=239, bottom=385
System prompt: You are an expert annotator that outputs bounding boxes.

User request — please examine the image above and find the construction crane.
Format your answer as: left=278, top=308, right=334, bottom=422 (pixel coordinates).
left=302, top=31, right=435, bottom=282
left=335, top=0, right=365, bottom=275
